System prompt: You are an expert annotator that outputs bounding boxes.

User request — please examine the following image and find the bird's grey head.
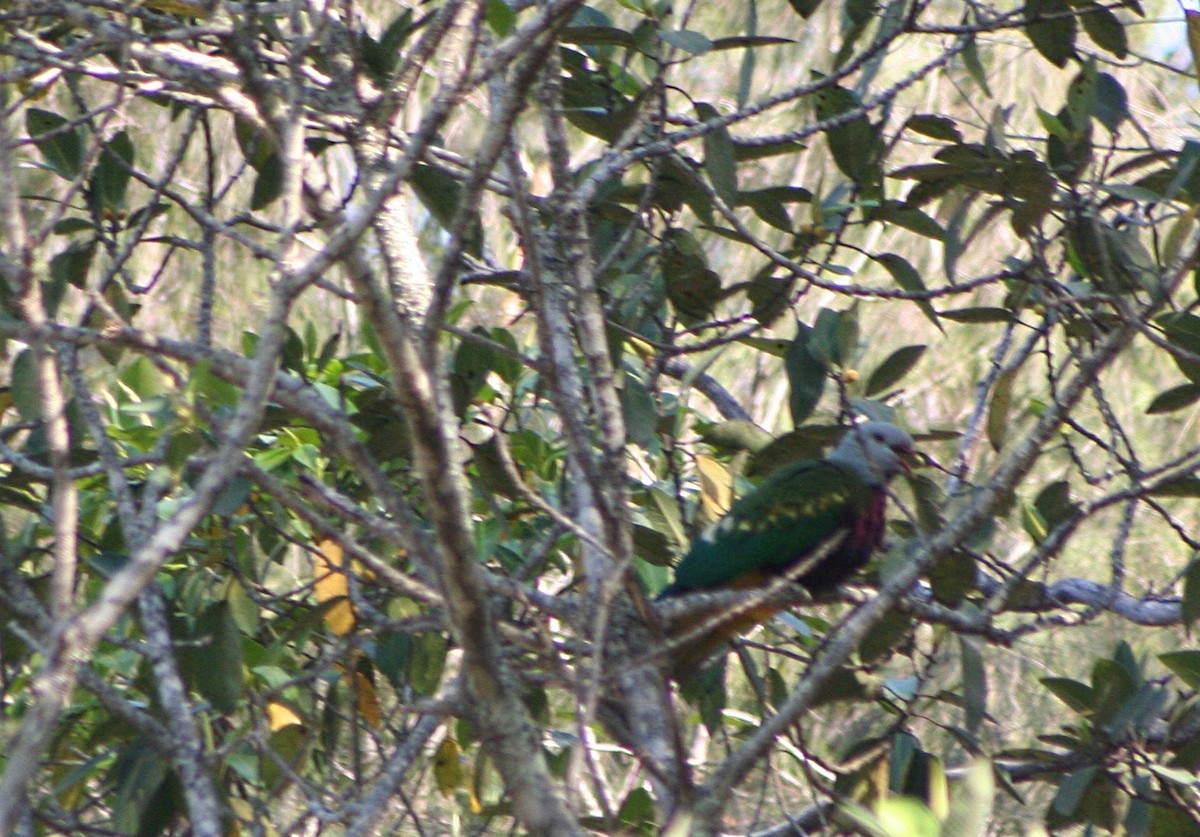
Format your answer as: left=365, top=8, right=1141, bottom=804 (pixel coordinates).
left=827, top=421, right=914, bottom=486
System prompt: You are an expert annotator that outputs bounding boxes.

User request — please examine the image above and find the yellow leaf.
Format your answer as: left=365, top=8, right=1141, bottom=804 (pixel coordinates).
left=313, top=538, right=355, bottom=635
left=140, top=0, right=211, bottom=16
left=1188, top=11, right=1200, bottom=81
left=433, top=738, right=466, bottom=796
left=696, top=455, right=732, bottom=522
left=353, top=671, right=382, bottom=728
left=266, top=701, right=303, bottom=731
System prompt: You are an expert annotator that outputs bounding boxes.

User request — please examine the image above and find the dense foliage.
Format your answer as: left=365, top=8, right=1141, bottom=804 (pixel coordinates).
left=3, top=0, right=1200, bottom=834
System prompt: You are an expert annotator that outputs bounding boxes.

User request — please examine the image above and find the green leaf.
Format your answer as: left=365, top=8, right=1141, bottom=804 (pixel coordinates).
left=250, top=151, right=284, bottom=211
left=111, top=740, right=170, bottom=834
left=695, top=103, right=738, bottom=205
left=47, top=239, right=95, bottom=313
left=26, top=108, right=84, bottom=178
left=865, top=345, right=926, bottom=397
left=1034, top=480, right=1077, bottom=529
left=621, top=374, right=658, bottom=448
left=986, top=366, right=1017, bottom=451
left=1150, top=476, right=1200, bottom=498
left=1160, top=650, right=1200, bottom=691
left=960, top=634, right=987, bottom=735
left=785, top=0, right=823, bottom=17
left=181, top=601, right=245, bottom=714
left=711, top=35, right=795, bottom=51
left=91, top=130, right=135, bottom=212
left=1146, top=383, right=1200, bottom=414
left=1093, top=72, right=1129, bottom=133
left=659, top=28, right=713, bottom=55
left=662, top=229, right=722, bottom=322
left=410, top=631, right=448, bottom=696
left=616, top=787, right=656, bottom=834
left=872, top=252, right=941, bottom=329
left=939, top=307, right=1016, bottom=324
left=1024, top=0, right=1077, bottom=68
left=1052, top=766, right=1099, bottom=818
left=700, top=419, right=774, bottom=454
left=363, top=10, right=416, bottom=79
left=906, top=114, right=962, bottom=142
left=1041, top=676, right=1093, bottom=713
left=813, top=79, right=880, bottom=186
left=732, top=138, right=807, bottom=161
left=808, top=306, right=856, bottom=367
left=10, top=349, right=41, bottom=422
left=1159, top=313, right=1200, bottom=383
left=1080, top=2, right=1127, bottom=58
left=785, top=325, right=827, bottom=427
left=1184, top=557, right=1200, bottom=630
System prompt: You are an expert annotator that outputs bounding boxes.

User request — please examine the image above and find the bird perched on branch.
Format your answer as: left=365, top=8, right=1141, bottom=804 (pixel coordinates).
left=658, top=422, right=915, bottom=664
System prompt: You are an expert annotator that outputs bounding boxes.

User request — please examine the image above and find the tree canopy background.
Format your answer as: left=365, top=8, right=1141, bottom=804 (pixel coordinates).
left=3, top=0, right=1200, bottom=834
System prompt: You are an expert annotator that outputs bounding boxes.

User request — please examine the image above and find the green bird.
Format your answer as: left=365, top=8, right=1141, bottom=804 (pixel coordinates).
left=658, top=422, right=914, bottom=659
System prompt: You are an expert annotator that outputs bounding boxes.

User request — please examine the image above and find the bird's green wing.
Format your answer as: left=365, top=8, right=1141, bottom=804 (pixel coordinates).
left=668, top=460, right=870, bottom=593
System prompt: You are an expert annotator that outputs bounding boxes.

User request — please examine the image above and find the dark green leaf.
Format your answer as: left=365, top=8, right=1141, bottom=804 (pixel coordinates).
left=1024, top=0, right=1078, bottom=68
left=617, top=787, right=656, bottom=835
left=711, top=35, right=795, bottom=50
left=786, top=0, right=823, bottom=18
left=938, top=307, right=1016, bottom=324
left=865, top=345, right=926, bottom=397
left=928, top=550, right=975, bottom=606
left=363, top=10, right=416, bottom=79
left=1146, top=383, right=1200, bottom=414
left=111, top=741, right=170, bottom=835
left=1041, top=676, right=1093, bottom=713
left=181, top=601, right=245, bottom=714
left=1159, top=313, right=1200, bottom=383
left=1184, top=557, right=1200, bottom=630
left=695, top=103, right=738, bottom=205
left=873, top=201, right=945, bottom=240
left=732, top=138, right=807, bottom=162
left=410, top=632, right=448, bottom=696
left=52, top=217, right=96, bottom=235
left=872, top=252, right=941, bottom=329
left=11, top=349, right=40, bottom=422
left=1092, top=72, right=1130, bottom=135
left=1150, top=476, right=1200, bottom=497
left=960, top=634, right=987, bottom=734
left=906, top=114, right=962, bottom=142
left=26, top=108, right=84, bottom=178
left=813, top=79, right=880, bottom=186
left=785, top=325, right=827, bottom=427
left=860, top=610, right=913, bottom=663
left=1160, top=650, right=1200, bottom=691
left=234, top=117, right=277, bottom=171
left=484, top=0, right=515, bottom=36
left=250, top=152, right=284, bottom=211
left=1080, top=2, right=1127, bottom=58
left=562, top=26, right=635, bottom=47
left=1034, top=480, right=1077, bottom=529
left=663, top=229, right=722, bottom=323
left=91, top=130, right=135, bottom=212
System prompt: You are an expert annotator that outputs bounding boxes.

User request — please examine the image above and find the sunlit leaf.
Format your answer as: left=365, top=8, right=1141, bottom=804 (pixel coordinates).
left=695, top=455, right=732, bottom=522
left=313, top=537, right=355, bottom=636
